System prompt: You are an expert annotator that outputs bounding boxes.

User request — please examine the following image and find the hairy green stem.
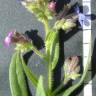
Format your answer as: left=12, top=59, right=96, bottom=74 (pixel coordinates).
left=43, top=19, right=53, bottom=92
left=44, top=19, right=49, bottom=54
left=53, top=77, right=70, bottom=95
left=44, top=19, right=49, bottom=36
left=20, top=54, right=38, bottom=87
left=53, top=83, right=64, bottom=95
left=48, top=64, right=52, bottom=91
left=31, top=46, right=44, bottom=59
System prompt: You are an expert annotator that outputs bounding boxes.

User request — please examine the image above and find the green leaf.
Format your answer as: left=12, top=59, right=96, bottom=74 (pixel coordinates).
left=45, top=30, right=56, bottom=55
left=9, top=52, right=22, bottom=96
left=45, top=30, right=59, bottom=69
left=16, top=52, right=28, bottom=96
left=50, top=32, right=59, bottom=70
left=21, top=55, right=38, bottom=87
left=35, top=76, right=46, bottom=96
left=51, top=42, right=59, bottom=69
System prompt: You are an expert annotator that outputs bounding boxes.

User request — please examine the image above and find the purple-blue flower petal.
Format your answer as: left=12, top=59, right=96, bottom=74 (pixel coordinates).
left=74, top=5, right=80, bottom=14
left=78, top=13, right=86, bottom=21
left=4, top=31, right=14, bottom=46
left=78, top=13, right=86, bottom=26
left=74, top=5, right=88, bottom=27
left=78, top=19, right=83, bottom=27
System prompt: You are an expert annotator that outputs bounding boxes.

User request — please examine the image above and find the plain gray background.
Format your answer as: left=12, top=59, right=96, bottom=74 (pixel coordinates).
left=0, top=0, right=96, bottom=96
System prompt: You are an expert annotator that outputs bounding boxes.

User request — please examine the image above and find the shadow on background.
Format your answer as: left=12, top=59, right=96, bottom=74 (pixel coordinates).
left=24, top=29, right=44, bottom=64
left=23, top=29, right=44, bottom=96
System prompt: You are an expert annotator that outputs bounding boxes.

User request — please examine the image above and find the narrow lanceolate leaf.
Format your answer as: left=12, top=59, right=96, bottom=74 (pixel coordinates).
left=16, top=52, right=28, bottom=96
left=9, top=52, right=22, bottom=96
left=35, top=76, right=46, bottom=96
left=45, top=30, right=59, bottom=69
left=45, top=30, right=56, bottom=54
left=51, top=43, right=59, bottom=70
left=50, top=32, right=59, bottom=70
left=21, top=55, right=38, bottom=87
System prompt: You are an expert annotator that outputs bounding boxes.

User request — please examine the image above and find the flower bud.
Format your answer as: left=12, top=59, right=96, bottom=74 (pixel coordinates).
left=48, top=1, right=56, bottom=12
left=4, top=30, right=31, bottom=46
left=64, top=56, right=80, bottom=83
left=11, top=32, right=30, bottom=44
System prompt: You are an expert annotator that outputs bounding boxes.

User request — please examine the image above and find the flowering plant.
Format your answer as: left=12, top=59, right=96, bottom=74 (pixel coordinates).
left=4, top=0, right=91, bottom=96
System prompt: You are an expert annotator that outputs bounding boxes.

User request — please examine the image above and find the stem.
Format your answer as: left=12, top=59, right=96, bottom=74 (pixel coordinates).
left=53, top=83, right=64, bottom=95
left=48, top=64, right=52, bottom=91
left=43, top=19, right=53, bottom=91
left=53, top=73, right=70, bottom=95
left=31, top=46, right=45, bottom=59
left=43, top=18, right=53, bottom=93
left=44, top=19, right=49, bottom=36
left=20, top=54, right=38, bottom=87
left=43, top=19, right=50, bottom=55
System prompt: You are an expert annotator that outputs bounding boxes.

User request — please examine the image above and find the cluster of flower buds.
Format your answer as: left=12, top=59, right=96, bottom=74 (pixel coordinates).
left=64, top=56, right=80, bottom=84
left=18, top=0, right=87, bottom=28
left=4, top=30, right=30, bottom=46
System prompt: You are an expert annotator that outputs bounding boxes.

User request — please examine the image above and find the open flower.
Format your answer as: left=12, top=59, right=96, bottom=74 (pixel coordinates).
left=48, top=1, right=56, bottom=12
left=74, top=5, right=86, bottom=27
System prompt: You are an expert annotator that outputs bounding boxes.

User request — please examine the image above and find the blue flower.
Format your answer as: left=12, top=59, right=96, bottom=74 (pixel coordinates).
left=74, top=5, right=86, bottom=27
